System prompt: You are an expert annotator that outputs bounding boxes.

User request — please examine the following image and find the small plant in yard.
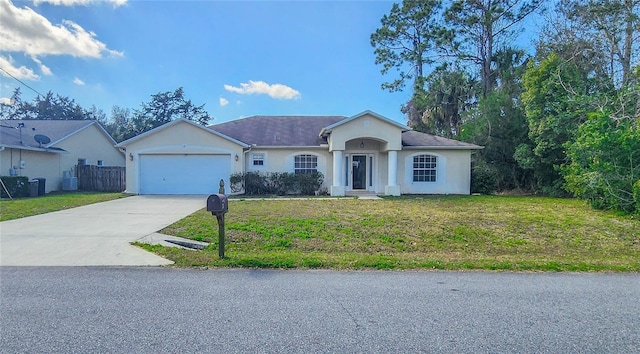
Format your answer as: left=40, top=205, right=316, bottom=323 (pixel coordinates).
left=145, top=196, right=640, bottom=271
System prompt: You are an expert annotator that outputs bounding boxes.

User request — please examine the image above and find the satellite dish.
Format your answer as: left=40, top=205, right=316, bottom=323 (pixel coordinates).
left=34, top=134, right=51, bottom=147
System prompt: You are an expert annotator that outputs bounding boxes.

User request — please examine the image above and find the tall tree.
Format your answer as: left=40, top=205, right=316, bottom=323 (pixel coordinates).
left=562, top=0, right=640, bottom=87
left=0, top=89, right=90, bottom=121
left=371, top=0, right=450, bottom=127
left=412, top=64, right=477, bottom=137
left=101, top=106, right=136, bottom=143
left=131, top=87, right=212, bottom=134
left=460, top=48, right=532, bottom=191
left=516, top=53, right=594, bottom=195
left=444, top=0, right=544, bottom=97
left=0, top=88, right=25, bottom=120
left=370, top=0, right=447, bottom=93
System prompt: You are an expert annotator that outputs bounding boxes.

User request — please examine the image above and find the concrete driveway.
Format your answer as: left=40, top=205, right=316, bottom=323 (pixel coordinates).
left=0, top=196, right=206, bottom=266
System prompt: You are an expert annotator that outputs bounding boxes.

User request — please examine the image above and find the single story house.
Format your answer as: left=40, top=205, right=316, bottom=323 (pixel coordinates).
left=0, top=120, right=125, bottom=193
left=116, top=110, right=482, bottom=196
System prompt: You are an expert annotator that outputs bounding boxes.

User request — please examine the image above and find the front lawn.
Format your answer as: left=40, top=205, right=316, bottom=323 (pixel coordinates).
left=142, top=196, right=640, bottom=271
left=0, top=192, right=127, bottom=221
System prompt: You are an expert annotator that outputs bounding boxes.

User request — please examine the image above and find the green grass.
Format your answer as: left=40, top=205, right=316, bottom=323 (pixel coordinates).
left=146, top=195, right=640, bottom=271
left=0, top=192, right=128, bottom=221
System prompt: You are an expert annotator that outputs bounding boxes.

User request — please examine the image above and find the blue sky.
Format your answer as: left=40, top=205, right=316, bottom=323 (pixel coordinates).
left=0, top=0, right=539, bottom=125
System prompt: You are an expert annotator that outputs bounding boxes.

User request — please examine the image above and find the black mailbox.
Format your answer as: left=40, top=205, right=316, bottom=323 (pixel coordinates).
left=207, top=194, right=228, bottom=214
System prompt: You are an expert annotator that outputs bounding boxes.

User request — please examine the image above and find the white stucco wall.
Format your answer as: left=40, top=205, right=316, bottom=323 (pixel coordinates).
left=121, top=121, right=245, bottom=194
left=398, top=149, right=472, bottom=195
left=245, top=148, right=333, bottom=191
left=0, top=148, right=63, bottom=193
left=57, top=124, right=125, bottom=169
left=243, top=146, right=473, bottom=195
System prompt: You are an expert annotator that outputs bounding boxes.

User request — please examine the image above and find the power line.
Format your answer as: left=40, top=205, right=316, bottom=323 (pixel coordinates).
left=0, top=66, right=45, bottom=98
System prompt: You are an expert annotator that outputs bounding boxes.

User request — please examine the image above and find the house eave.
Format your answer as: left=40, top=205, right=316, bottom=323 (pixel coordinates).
left=402, top=145, right=484, bottom=150
left=0, top=144, right=69, bottom=154
left=249, top=145, right=328, bottom=150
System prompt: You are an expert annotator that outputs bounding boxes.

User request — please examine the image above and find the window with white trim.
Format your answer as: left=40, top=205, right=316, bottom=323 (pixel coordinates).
left=294, top=154, right=317, bottom=175
left=252, top=153, right=265, bottom=166
left=413, top=154, right=437, bottom=182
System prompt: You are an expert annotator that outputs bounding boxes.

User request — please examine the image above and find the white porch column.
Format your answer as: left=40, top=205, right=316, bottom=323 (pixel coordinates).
left=331, top=150, right=345, bottom=196
left=385, top=150, right=401, bottom=196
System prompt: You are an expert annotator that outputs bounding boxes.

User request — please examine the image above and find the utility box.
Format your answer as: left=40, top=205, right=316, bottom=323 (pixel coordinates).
left=207, top=194, right=228, bottom=215
left=62, top=177, right=78, bottom=191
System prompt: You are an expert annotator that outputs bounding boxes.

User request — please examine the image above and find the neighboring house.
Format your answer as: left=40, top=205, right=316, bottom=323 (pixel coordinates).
left=0, top=120, right=125, bottom=193
left=116, top=110, right=482, bottom=196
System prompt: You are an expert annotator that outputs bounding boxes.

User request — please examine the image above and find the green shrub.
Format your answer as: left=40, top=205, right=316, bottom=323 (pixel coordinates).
left=229, top=173, right=244, bottom=193
left=230, top=171, right=324, bottom=196
left=471, top=165, right=498, bottom=194
left=0, top=176, right=29, bottom=198
left=564, top=111, right=640, bottom=214
left=298, top=172, right=324, bottom=195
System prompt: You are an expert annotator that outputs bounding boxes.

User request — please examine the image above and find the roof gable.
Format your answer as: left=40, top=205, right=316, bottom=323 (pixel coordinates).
left=320, top=110, right=410, bottom=135
left=0, top=120, right=110, bottom=151
left=211, top=115, right=345, bottom=147
left=116, top=119, right=249, bottom=148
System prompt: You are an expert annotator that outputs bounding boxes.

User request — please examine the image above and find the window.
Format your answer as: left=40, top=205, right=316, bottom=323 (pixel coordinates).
left=413, top=154, right=437, bottom=182
left=294, top=154, right=317, bottom=175
left=97, top=160, right=104, bottom=166
left=252, top=153, right=265, bottom=166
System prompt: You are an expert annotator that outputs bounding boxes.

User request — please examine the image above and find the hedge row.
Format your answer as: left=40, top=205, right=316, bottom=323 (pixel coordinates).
left=0, top=176, right=29, bottom=198
left=229, top=171, right=325, bottom=196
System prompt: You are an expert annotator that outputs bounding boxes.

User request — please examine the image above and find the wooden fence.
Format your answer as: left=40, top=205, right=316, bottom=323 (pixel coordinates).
left=77, top=165, right=125, bottom=192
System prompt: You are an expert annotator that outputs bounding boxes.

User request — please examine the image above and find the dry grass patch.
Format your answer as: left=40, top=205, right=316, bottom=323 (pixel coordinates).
left=148, top=196, right=639, bottom=271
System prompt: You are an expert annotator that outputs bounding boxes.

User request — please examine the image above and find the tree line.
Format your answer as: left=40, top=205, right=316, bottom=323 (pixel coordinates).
left=0, top=87, right=211, bottom=143
left=371, top=0, right=640, bottom=214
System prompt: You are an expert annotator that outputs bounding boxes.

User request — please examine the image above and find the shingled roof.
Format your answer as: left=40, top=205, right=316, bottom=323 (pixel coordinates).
left=210, top=116, right=345, bottom=147
left=401, top=130, right=483, bottom=149
left=210, top=115, right=482, bottom=149
left=0, top=120, right=106, bottom=151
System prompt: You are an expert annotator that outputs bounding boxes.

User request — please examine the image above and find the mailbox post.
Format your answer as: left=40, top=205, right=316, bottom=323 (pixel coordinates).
left=206, top=193, right=228, bottom=259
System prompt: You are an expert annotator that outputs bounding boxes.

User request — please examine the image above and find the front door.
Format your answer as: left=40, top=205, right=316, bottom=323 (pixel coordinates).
left=352, top=155, right=367, bottom=190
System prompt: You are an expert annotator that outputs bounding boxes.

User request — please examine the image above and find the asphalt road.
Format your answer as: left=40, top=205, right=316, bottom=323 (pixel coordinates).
left=1, top=268, right=638, bottom=353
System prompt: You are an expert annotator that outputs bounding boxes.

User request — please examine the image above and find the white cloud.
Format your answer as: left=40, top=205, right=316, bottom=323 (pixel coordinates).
left=0, top=55, right=39, bottom=80
left=0, top=0, right=123, bottom=58
left=31, top=56, right=52, bottom=75
left=0, top=97, right=14, bottom=105
left=33, top=0, right=127, bottom=7
left=224, top=80, right=301, bottom=100
left=219, top=97, right=229, bottom=107
left=73, top=77, right=85, bottom=85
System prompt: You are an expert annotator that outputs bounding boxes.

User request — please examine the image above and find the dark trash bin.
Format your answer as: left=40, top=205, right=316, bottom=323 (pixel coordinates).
left=35, top=177, right=45, bottom=196
left=29, top=180, right=39, bottom=197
